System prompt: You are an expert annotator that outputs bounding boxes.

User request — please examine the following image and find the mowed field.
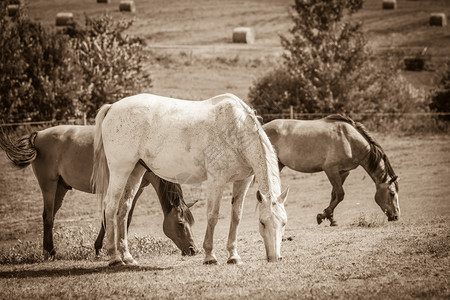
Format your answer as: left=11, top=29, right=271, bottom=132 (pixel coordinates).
left=1, top=0, right=450, bottom=299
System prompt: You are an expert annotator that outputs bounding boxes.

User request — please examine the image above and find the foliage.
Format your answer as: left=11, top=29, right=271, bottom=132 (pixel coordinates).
left=248, top=0, right=428, bottom=126
left=0, top=4, right=152, bottom=123
left=429, top=61, right=450, bottom=121
left=67, top=14, right=152, bottom=118
left=0, top=1, right=82, bottom=123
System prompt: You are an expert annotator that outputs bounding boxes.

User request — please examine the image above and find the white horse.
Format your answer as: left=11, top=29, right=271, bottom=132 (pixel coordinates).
left=91, top=93, right=288, bottom=266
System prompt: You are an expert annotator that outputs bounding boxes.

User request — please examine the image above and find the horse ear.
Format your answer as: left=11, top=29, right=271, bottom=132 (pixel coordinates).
left=389, top=176, right=398, bottom=184
left=278, top=187, right=289, bottom=204
left=256, top=191, right=264, bottom=203
left=186, top=199, right=199, bottom=208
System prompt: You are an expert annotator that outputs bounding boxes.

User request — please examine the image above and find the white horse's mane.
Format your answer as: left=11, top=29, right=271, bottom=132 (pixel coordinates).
left=229, top=94, right=281, bottom=198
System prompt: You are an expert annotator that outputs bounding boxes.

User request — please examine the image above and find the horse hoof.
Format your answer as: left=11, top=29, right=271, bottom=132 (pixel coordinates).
left=44, top=249, right=56, bottom=261
left=108, top=259, right=125, bottom=267
left=330, top=221, right=338, bottom=227
left=203, top=259, right=218, bottom=265
left=316, top=214, right=323, bottom=225
left=123, top=258, right=138, bottom=266
left=227, top=257, right=242, bottom=265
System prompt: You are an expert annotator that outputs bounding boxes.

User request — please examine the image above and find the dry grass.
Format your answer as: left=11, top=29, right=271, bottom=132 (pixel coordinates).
left=0, top=134, right=449, bottom=298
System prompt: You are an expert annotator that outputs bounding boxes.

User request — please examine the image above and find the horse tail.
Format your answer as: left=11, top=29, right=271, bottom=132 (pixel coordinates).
left=0, top=126, right=38, bottom=168
left=91, top=104, right=112, bottom=224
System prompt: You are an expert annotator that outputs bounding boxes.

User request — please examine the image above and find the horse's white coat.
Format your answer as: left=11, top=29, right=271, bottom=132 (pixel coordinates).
left=92, top=93, right=288, bottom=265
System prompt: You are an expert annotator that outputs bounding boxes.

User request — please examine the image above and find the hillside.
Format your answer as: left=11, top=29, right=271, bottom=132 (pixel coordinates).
left=24, top=0, right=450, bottom=97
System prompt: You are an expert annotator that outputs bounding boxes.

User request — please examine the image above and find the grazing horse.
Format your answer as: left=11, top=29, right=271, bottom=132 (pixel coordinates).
left=0, top=125, right=197, bottom=259
left=92, top=93, right=288, bottom=266
left=263, top=115, right=400, bottom=226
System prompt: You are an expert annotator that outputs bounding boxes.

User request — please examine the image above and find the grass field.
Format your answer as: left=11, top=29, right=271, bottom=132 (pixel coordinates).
left=1, top=0, right=450, bottom=299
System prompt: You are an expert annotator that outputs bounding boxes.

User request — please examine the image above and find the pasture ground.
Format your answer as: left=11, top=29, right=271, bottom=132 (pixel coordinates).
left=0, top=134, right=449, bottom=299
left=1, top=0, right=450, bottom=299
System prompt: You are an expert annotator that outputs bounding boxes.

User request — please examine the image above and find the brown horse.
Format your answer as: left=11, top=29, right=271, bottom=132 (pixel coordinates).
left=0, top=125, right=198, bottom=259
left=263, top=114, right=400, bottom=226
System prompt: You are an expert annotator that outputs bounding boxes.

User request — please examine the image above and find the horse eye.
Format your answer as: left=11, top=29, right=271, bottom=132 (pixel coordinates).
left=260, top=221, right=265, bottom=228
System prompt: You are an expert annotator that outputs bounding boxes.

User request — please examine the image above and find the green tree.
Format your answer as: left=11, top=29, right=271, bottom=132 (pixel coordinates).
left=429, top=61, right=450, bottom=121
left=250, top=0, right=365, bottom=115
left=0, top=2, right=81, bottom=122
left=68, top=14, right=152, bottom=118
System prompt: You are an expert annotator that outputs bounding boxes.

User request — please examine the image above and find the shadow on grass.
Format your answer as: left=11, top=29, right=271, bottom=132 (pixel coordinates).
left=0, top=264, right=173, bottom=279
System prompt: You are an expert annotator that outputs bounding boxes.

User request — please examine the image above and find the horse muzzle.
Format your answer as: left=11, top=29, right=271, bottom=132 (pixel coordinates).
left=388, top=215, right=399, bottom=221
left=182, top=246, right=197, bottom=256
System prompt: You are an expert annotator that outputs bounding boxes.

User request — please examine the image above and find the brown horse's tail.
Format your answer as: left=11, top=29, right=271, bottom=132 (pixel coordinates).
left=91, top=104, right=112, bottom=224
left=0, top=126, right=38, bottom=168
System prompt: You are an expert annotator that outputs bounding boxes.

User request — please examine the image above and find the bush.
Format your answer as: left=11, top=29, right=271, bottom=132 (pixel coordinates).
left=0, top=5, right=152, bottom=123
left=429, top=61, right=450, bottom=121
left=67, top=14, right=152, bottom=118
left=0, top=2, right=82, bottom=123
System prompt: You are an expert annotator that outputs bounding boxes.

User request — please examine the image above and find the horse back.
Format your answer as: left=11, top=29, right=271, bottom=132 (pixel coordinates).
left=101, top=93, right=255, bottom=183
left=264, top=119, right=368, bottom=173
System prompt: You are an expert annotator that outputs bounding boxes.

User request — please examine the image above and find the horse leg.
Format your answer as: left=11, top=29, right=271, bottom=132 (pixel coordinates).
left=318, top=170, right=349, bottom=226
left=94, top=211, right=106, bottom=257
left=37, top=179, right=58, bottom=260
left=94, top=175, right=148, bottom=257
left=116, top=164, right=146, bottom=265
left=104, top=170, right=135, bottom=267
left=127, top=174, right=150, bottom=231
left=45, top=180, right=68, bottom=258
left=203, top=183, right=225, bottom=265
left=226, top=177, right=252, bottom=265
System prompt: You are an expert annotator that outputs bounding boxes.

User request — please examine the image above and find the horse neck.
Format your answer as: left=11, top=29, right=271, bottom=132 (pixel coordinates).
left=156, top=179, right=176, bottom=215
left=360, top=150, right=390, bottom=187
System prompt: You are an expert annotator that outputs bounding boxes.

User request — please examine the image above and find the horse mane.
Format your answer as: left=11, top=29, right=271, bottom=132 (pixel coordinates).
left=230, top=94, right=281, bottom=197
left=158, top=179, right=195, bottom=225
left=0, top=126, right=38, bottom=168
left=324, top=114, right=398, bottom=190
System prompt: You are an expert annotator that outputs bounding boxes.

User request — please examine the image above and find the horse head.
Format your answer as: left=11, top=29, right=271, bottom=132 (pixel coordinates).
left=375, top=176, right=400, bottom=221
left=163, top=199, right=198, bottom=256
left=256, top=188, right=288, bottom=262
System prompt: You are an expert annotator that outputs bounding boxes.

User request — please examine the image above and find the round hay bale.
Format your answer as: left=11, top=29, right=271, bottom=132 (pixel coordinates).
left=7, top=4, right=19, bottom=17
left=382, top=0, right=397, bottom=9
left=429, top=13, right=447, bottom=27
left=55, top=12, right=74, bottom=26
left=404, top=57, right=425, bottom=71
left=119, top=0, right=136, bottom=13
left=232, top=27, right=255, bottom=44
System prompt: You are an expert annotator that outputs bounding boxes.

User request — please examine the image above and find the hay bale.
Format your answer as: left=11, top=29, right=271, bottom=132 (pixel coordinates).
left=382, top=0, right=397, bottom=9
left=97, top=0, right=110, bottom=3
left=232, top=27, right=255, bottom=44
left=7, top=4, right=19, bottom=17
left=119, top=0, right=136, bottom=12
left=429, top=13, right=447, bottom=27
left=404, top=58, right=425, bottom=71
left=55, top=12, right=74, bottom=26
